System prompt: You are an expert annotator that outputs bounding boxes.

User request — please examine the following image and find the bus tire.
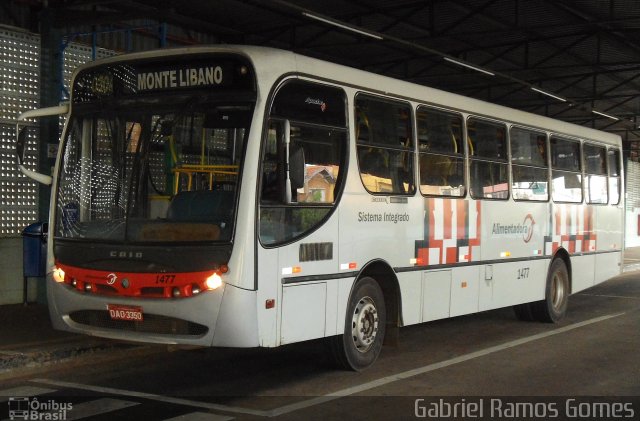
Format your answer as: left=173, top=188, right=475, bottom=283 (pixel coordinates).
left=532, top=258, right=569, bottom=323
left=330, top=277, right=386, bottom=371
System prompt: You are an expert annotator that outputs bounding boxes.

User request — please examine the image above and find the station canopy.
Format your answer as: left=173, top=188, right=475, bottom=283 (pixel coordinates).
left=7, top=0, right=640, bottom=157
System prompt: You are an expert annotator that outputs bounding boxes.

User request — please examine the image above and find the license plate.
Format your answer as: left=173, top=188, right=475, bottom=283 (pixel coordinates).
left=108, top=304, right=143, bottom=322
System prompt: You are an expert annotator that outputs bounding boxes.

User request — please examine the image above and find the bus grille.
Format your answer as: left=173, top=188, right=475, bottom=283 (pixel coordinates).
left=69, top=310, right=209, bottom=336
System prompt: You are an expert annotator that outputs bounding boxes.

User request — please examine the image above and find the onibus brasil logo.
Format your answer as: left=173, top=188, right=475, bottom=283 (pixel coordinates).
left=8, top=397, right=72, bottom=420
left=491, top=214, right=535, bottom=243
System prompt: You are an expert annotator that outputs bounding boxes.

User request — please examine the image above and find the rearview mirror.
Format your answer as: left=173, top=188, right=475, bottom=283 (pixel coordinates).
left=15, top=104, right=69, bottom=185
left=289, top=144, right=305, bottom=191
left=284, top=120, right=306, bottom=203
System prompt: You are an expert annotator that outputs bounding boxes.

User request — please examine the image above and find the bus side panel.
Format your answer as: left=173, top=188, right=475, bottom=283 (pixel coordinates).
left=479, top=259, right=547, bottom=312
left=594, top=205, right=612, bottom=252
left=421, top=269, right=451, bottom=323
left=397, top=271, right=422, bottom=326
left=450, top=265, right=480, bottom=317
left=593, top=204, right=624, bottom=285
left=569, top=254, right=596, bottom=294
left=594, top=252, right=622, bottom=286
left=281, top=283, right=327, bottom=344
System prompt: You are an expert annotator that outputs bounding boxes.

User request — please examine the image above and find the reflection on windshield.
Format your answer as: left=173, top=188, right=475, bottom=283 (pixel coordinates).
left=56, top=100, right=251, bottom=243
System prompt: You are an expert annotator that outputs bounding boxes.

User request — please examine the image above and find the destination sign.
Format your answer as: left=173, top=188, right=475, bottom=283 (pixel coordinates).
left=72, top=55, right=254, bottom=103
left=137, top=65, right=225, bottom=91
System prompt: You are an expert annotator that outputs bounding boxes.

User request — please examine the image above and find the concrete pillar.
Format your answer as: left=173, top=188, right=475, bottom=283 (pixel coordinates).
left=38, top=7, right=63, bottom=224
left=35, top=7, right=63, bottom=304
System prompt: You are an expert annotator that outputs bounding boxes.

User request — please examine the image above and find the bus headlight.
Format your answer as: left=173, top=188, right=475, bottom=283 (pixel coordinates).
left=205, top=273, right=223, bottom=290
left=53, top=266, right=65, bottom=283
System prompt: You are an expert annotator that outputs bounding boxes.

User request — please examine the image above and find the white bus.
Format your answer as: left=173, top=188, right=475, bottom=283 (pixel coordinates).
left=16, top=46, right=624, bottom=370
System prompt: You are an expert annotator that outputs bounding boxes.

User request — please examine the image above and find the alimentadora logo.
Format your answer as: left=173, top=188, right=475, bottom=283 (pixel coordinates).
left=491, top=214, right=535, bottom=243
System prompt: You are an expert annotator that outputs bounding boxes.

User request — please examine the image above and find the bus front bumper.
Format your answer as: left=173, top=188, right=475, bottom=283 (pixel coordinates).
left=47, top=274, right=260, bottom=347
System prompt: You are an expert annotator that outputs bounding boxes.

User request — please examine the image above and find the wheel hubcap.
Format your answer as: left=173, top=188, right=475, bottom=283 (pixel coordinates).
left=551, top=272, right=565, bottom=310
left=351, top=296, right=379, bottom=353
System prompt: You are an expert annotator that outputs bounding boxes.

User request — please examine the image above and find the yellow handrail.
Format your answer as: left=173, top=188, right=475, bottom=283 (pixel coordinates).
left=172, top=164, right=239, bottom=195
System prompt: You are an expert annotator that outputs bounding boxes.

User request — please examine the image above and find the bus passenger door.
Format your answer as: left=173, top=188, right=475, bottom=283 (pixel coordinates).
left=257, top=81, right=348, bottom=347
left=257, top=115, right=346, bottom=346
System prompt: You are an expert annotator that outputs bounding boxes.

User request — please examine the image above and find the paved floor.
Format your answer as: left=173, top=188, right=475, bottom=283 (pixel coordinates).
left=623, top=246, right=640, bottom=272
left=0, top=253, right=638, bottom=420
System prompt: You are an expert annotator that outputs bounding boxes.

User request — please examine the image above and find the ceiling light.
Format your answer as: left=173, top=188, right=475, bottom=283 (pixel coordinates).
left=531, top=87, right=567, bottom=102
left=591, top=110, right=619, bottom=121
left=443, top=57, right=495, bottom=76
left=302, top=12, right=384, bottom=40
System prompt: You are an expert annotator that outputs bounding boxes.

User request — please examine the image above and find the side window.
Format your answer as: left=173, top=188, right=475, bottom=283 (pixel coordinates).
left=584, top=143, right=608, bottom=204
left=259, top=80, right=347, bottom=246
left=608, top=148, right=621, bottom=205
left=417, top=107, right=465, bottom=197
left=551, top=136, right=582, bottom=203
left=468, top=118, right=508, bottom=200
left=355, top=95, right=415, bottom=195
left=510, top=127, right=549, bottom=201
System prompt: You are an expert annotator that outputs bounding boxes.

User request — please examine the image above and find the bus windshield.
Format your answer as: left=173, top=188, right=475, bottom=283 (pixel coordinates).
left=55, top=99, right=252, bottom=244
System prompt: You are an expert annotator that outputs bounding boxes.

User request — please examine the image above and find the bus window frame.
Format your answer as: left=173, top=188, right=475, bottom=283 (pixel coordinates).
left=509, top=125, right=551, bottom=203
left=466, top=116, right=510, bottom=201
left=416, top=104, right=467, bottom=198
left=608, top=147, right=622, bottom=206
left=354, top=92, right=416, bottom=197
left=583, top=141, right=609, bottom=205
left=550, top=135, right=583, bottom=204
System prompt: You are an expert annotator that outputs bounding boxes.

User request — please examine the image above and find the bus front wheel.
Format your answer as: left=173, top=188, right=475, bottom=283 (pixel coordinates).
left=330, top=277, right=386, bottom=371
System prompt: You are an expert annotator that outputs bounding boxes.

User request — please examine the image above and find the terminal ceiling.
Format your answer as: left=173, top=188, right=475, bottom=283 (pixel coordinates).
left=7, top=0, right=640, bottom=157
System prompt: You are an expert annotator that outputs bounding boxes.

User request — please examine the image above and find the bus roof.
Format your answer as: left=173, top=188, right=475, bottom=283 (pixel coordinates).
left=72, top=45, right=621, bottom=147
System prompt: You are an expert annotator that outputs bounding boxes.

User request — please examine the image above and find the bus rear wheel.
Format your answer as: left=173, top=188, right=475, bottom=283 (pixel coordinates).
left=532, top=258, right=569, bottom=323
left=330, top=277, right=386, bottom=371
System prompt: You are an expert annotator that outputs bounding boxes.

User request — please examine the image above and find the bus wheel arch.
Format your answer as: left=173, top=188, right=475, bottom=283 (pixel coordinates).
left=329, top=259, right=400, bottom=371
left=357, top=259, right=402, bottom=331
